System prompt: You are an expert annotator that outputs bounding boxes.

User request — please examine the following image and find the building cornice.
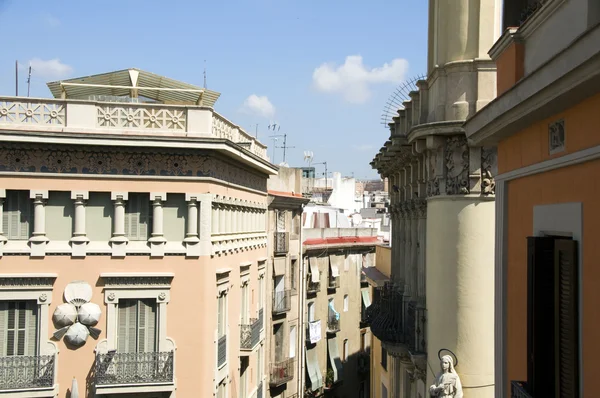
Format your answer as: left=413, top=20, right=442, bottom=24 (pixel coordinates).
left=465, top=22, right=600, bottom=145
left=489, top=28, right=521, bottom=61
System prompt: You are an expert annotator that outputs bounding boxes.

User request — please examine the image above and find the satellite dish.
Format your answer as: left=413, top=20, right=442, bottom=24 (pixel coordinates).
left=381, top=74, right=426, bottom=128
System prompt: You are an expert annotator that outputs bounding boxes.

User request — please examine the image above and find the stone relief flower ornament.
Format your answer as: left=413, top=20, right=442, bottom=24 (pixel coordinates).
left=429, top=354, right=463, bottom=398
left=52, top=281, right=102, bottom=347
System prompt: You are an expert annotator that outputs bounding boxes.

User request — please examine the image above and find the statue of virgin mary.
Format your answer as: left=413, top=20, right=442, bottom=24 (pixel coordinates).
left=429, top=355, right=463, bottom=398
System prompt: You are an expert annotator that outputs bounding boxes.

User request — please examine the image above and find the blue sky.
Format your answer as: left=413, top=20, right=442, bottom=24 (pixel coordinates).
left=0, top=0, right=428, bottom=179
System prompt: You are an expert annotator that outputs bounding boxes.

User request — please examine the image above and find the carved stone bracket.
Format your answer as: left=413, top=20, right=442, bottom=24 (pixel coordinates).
left=445, top=136, right=470, bottom=195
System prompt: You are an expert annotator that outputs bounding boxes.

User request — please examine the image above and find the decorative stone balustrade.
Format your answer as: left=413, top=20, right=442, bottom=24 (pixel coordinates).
left=0, top=97, right=268, bottom=160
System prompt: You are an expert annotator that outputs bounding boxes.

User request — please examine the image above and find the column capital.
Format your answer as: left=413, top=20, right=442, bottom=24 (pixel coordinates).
left=71, top=191, right=89, bottom=200
left=30, top=190, right=49, bottom=200
left=110, top=192, right=128, bottom=201
left=150, top=192, right=167, bottom=201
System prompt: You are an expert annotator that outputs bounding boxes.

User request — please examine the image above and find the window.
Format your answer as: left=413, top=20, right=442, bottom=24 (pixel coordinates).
left=217, top=294, right=227, bottom=338
left=289, top=326, right=296, bottom=358
left=0, top=300, right=38, bottom=356
left=381, top=346, right=387, bottom=370
left=526, top=236, right=579, bottom=397
left=240, top=357, right=249, bottom=398
left=343, top=339, right=348, bottom=362
left=216, top=380, right=226, bottom=398
left=258, top=276, right=264, bottom=310
left=257, top=344, right=263, bottom=386
left=125, top=193, right=151, bottom=241
left=360, top=331, right=367, bottom=352
left=308, top=302, right=315, bottom=322
left=290, top=259, right=297, bottom=292
left=117, top=299, right=157, bottom=353
left=273, top=323, right=284, bottom=362
left=276, top=210, right=286, bottom=231
left=343, top=295, right=349, bottom=312
left=241, top=283, right=249, bottom=324
left=3, top=190, right=32, bottom=240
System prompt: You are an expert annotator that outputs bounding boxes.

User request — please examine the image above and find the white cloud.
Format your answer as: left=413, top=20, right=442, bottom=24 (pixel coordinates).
left=241, top=94, right=276, bottom=118
left=28, top=58, right=73, bottom=79
left=312, top=55, right=409, bottom=103
left=44, top=14, right=60, bottom=27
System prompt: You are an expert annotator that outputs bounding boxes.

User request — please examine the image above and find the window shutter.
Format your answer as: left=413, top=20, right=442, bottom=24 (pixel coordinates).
left=527, top=236, right=556, bottom=397
left=18, top=192, right=31, bottom=240
left=127, top=197, right=140, bottom=240
left=217, top=295, right=223, bottom=337
left=2, top=205, right=8, bottom=237
left=138, top=299, right=156, bottom=353
left=138, top=196, right=149, bottom=241
left=118, top=299, right=136, bottom=353
left=26, top=301, right=38, bottom=356
left=6, top=302, right=16, bottom=356
left=554, top=239, right=579, bottom=398
left=0, top=301, right=6, bottom=356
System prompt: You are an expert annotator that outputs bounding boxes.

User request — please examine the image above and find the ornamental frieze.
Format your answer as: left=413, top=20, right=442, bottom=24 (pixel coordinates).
left=0, top=143, right=267, bottom=192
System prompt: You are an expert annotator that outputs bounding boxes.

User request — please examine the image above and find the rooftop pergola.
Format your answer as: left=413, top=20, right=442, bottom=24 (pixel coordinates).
left=46, top=68, right=221, bottom=107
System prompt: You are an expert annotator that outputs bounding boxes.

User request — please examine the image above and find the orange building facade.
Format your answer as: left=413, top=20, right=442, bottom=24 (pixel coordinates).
left=465, top=2, right=600, bottom=397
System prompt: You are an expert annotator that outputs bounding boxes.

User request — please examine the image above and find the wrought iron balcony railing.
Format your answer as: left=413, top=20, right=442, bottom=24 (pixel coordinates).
left=327, top=315, right=340, bottom=334
left=269, top=358, right=294, bottom=387
left=240, top=317, right=261, bottom=351
left=0, top=354, right=55, bottom=390
left=218, top=335, right=227, bottom=368
left=405, top=303, right=427, bottom=354
left=511, top=381, right=533, bottom=398
left=328, top=276, right=340, bottom=290
left=306, top=279, right=320, bottom=294
left=95, top=351, right=174, bottom=386
left=274, top=232, right=289, bottom=254
left=519, top=0, right=548, bottom=25
left=272, top=290, right=291, bottom=314
left=369, top=282, right=405, bottom=344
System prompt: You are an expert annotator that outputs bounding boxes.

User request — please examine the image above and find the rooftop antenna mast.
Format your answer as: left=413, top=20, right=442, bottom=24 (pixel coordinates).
left=303, top=151, right=314, bottom=191
left=27, top=63, right=32, bottom=97
left=313, top=161, right=329, bottom=191
left=203, top=60, right=207, bottom=89
left=15, top=60, right=18, bottom=96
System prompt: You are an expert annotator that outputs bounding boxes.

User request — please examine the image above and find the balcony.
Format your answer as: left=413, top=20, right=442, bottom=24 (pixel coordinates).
left=511, top=381, right=533, bottom=398
left=327, top=276, right=340, bottom=290
left=0, top=354, right=56, bottom=392
left=95, top=351, right=174, bottom=392
left=369, top=282, right=405, bottom=344
left=306, top=279, right=320, bottom=295
left=217, top=335, right=227, bottom=368
left=269, top=358, right=294, bottom=387
left=274, top=232, right=289, bottom=254
left=258, top=307, right=264, bottom=331
left=240, top=317, right=261, bottom=352
left=0, top=97, right=268, bottom=160
left=272, top=290, right=291, bottom=314
left=327, top=315, right=340, bottom=334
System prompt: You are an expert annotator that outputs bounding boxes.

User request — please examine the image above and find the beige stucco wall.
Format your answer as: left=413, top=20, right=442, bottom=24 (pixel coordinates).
left=426, top=197, right=495, bottom=397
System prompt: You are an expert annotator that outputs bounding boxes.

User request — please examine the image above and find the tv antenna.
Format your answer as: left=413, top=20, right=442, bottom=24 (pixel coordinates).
left=269, top=124, right=295, bottom=165
left=203, top=60, right=207, bottom=89
left=313, top=161, right=329, bottom=190
left=27, top=63, right=32, bottom=97
left=380, top=74, right=426, bottom=128
left=303, top=151, right=314, bottom=167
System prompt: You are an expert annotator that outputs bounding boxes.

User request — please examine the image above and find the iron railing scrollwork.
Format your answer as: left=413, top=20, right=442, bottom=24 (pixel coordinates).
left=272, top=290, right=291, bottom=314
left=240, top=317, right=261, bottom=350
left=0, top=355, right=55, bottom=390
left=519, top=0, right=548, bottom=25
left=95, top=351, right=174, bottom=386
left=274, top=232, right=289, bottom=254
left=369, top=282, right=405, bottom=344
left=218, top=335, right=227, bottom=368
left=269, top=358, right=294, bottom=386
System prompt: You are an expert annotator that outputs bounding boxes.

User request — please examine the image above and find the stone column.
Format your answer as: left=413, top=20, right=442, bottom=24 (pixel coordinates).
left=232, top=206, right=237, bottom=234
left=410, top=199, right=419, bottom=296
left=70, top=191, right=90, bottom=258
left=29, top=190, right=49, bottom=257
left=416, top=199, right=427, bottom=302
left=212, top=202, right=219, bottom=234
left=110, top=192, right=128, bottom=257
left=225, top=201, right=232, bottom=234
left=425, top=136, right=496, bottom=396
left=0, top=190, right=6, bottom=256
left=149, top=192, right=167, bottom=257
left=219, top=203, right=226, bottom=233
left=184, top=194, right=201, bottom=257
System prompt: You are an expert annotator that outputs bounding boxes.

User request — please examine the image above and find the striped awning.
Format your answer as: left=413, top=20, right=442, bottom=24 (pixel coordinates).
left=306, top=346, right=323, bottom=390
left=327, top=337, right=344, bottom=383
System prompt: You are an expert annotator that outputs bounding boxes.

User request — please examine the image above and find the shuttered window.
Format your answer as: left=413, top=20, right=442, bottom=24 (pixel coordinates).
left=273, top=323, right=284, bottom=362
left=117, top=299, right=157, bottom=353
left=526, top=236, right=579, bottom=398
left=217, top=294, right=226, bottom=338
left=2, top=190, right=32, bottom=240
left=124, top=193, right=151, bottom=241
left=276, top=210, right=286, bottom=232
left=0, top=300, right=38, bottom=356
